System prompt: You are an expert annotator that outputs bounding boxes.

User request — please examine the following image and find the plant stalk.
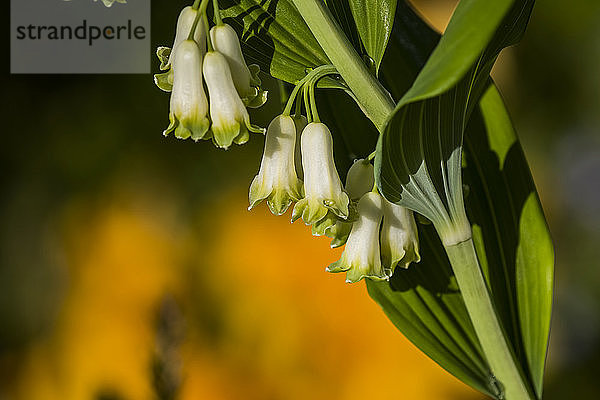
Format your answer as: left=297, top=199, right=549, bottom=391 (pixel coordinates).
left=291, top=1, right=534, bottom=398
left=290, top=0, right=393, bottom=131
left=446, top=239, right=533, bottom=400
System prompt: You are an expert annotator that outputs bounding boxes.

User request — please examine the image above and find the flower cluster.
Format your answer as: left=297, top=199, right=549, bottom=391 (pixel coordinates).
left=154, top=5, right=266, bottom=149
left=156, top=1, right=420, bottom=284
left=249, top=116, right=420, bottom=282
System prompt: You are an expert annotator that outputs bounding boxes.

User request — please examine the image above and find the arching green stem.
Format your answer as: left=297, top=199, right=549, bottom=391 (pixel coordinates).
left=212, top=0, right=223, bottom=25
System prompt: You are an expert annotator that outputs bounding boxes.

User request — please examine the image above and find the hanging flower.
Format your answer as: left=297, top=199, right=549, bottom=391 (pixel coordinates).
left=155, top=6, right=206, bottom=92
left=210, top=23, right=267, bottom=108
left=292, top=123, right=349, bottom=225
left=380, top=199, right=421, bottom=276
left=163, top=40, right=210, bottom=141
left=203, top=51, right=264, bottom=149
left=248, top=115, right=303, bottom=215
left=327, top=192, right=388, bottom=283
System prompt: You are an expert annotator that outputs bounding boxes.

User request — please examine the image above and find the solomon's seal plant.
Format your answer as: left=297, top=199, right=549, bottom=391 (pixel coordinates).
left=154, top=1, right=554, bottom=399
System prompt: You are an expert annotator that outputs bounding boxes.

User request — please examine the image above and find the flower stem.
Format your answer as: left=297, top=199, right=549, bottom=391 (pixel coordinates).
left=290, top=0, right=393, bottom=131
left=446, top=239, right=534, bottom=400
left=188, top=0, right=210, bottom=42
left=212, top=0, right=223, bottom=25
left=282, top=65, right=337, bottom=117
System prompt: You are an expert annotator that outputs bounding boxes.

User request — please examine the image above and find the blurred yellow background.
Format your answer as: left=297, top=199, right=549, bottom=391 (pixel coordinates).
left=5, top=184, right=479, bottom=400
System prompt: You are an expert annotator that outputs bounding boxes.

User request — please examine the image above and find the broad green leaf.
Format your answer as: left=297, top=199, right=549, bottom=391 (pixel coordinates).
left=221, top=0, right=330, bottom=83
left=347, top=0, right=397, bottom=74
left=220, top=0, right=375, bottom=86
left=228, top=0, right=552, bottom=396
left=474, top=86, right=554, bottom=398
left=370, top=0, right=552, bottom=398
left=366, top=223, right=497, bottom=396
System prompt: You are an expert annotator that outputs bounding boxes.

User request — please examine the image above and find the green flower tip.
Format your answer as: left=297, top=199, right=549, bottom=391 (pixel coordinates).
left=291, top=198, right=329, bottom=226
left=164, top=114, right=210, bottom=141
left=311, top=212, right=338, bottom=237
left=211, top=122, right=248, bottom=150
left=248, top=181, right=303, bottom=216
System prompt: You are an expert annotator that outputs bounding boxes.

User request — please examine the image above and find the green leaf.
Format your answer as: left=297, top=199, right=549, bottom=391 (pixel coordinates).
left=346, top=0, right=397, bottom=75
left=228, top=0, right=552, bottom=396
left=376, top=0, right=535, bottom=242
left=369, top=0, right=552, bottom=398
left=366, top=224, right=497, bottom=397
left=221, top=0, right=330, bottom=83
left=472, top=86, right=554, bottom=398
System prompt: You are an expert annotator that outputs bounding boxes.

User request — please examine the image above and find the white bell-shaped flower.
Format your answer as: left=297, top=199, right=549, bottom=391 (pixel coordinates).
left=163, top=40, right=210, bottom=141
left=327, top=192, right=388, bottom=283
left=322, top=159, right=375, bottom=247
left=203, top=51, right=264, bottom=149
left=210, top=24, right=266, bottom=108
left=380, top=199, right=421, bottom=276
left=292, top=123, right=349, bottom=225
left=248, top=115, right=303, bottom=215
left=155, top=6, right=206, bottom=92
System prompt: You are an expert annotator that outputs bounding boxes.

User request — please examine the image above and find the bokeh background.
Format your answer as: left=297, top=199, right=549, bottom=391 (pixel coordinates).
left=1, top=0, right=599, bottom=399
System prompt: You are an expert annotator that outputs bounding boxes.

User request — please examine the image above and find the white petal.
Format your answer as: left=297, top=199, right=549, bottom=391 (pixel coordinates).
left=327, top=192, right=387, bottom=283
left=203, top=51, right=250, bottom=149
left=298, top=123, right=349, bottom=220
left=210, top=24, right=253, bottom=98
left=293, top=115, right=308, bottom=179
left=345, top=159, right=374, bottom=200
left=380, top=199, right=421, bottom=274
left=167, top=40, right=209, bottom=140
left=249, top=115, right=302, bottom=214
left=171, top=7, right=206, bottom=64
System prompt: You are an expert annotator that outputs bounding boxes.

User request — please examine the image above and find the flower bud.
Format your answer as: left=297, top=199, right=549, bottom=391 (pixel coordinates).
left=319, top=159, right=374, bottom=247
left=155, top=7, right=206, bottom=92
left=163, top=40, right=210, bottom=141
left=210, top=24, right=267, bottom=108
left=380, top=199, right=421, bottom=276
left=292, top=123, right=349, bottom=225
left=248, top=115, right=303, bottom=215
left=327, top=192, right=388, bottom=283
left=345, top=159, right=374, bottom=200
left=203, top=51, right=264, bottom=149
